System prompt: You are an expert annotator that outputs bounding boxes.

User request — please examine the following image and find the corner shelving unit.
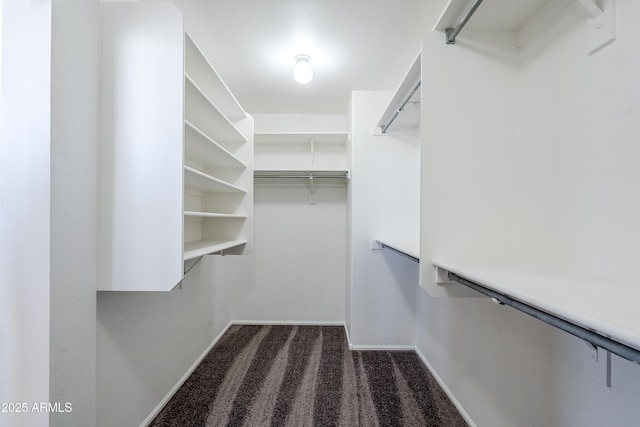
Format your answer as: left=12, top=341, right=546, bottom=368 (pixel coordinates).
left=183, top=33, right=253, bottom=261
left=98, top=3, right=253, bottom=291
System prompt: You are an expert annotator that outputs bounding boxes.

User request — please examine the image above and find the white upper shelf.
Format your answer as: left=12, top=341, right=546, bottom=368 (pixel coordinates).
left=184, top=166, right=246, bottom=193
left=434, top=0, right=556, bottom=32
left=184, top=239, right=247, bottom=261
left=184, top=33, right=246, bottom=120
left=376, top=52, right=421, bottom=132
left=433, top=259, right=640, bottom=353
left=185, top=120, right=247, bottom=169
left=254, top=132, right=350, bottom=145
left=185, top=75, right=247, bottom=145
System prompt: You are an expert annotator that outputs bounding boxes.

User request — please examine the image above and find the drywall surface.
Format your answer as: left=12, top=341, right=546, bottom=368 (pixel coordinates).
left=49, top=0, right=100, bottom=425
left=347, top=91, right=419, bottom=347
left=517, top=0, right=640, bottom=283
left=253, top=114, right=346, bottom=132
left=417, top=1, right=640, bottom=426
left=0, top=2, right=52, bottom=426
left=233, top=187, right=347, bottom=323
left=96, top=259, right=229, bottom=427
left=419, top=29, right=520, bottom=298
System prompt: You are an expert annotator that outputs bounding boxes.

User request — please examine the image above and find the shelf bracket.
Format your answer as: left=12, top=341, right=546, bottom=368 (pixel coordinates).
left=310, top=137, right=315, bottom=168
left=308, top=172, right=316, bottom=204
left=183, top=256, right=204, bottom=276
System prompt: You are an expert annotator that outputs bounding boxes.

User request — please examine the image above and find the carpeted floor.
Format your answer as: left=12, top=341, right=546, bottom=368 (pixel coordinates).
left=150, top=325, right=468, bottom=426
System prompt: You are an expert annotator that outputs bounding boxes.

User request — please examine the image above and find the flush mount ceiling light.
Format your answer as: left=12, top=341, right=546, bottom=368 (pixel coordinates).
left=293, top=54, right=313, bottom=84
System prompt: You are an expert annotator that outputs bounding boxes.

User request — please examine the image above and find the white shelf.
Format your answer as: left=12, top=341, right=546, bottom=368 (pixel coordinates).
left=184, top=166, right=246, bottom=193
left=185, top=75, right=247, bottom=146
left=432, top=259, right=640, bottom=352
left=184, top=211, right=247, bottom=219
left=184, top=239, right=247, bottom=261
left=185, top=120, right=246, bottom=169
left=254, top=169, right=349, bottom=175
left=376, top=52, right=421, bottom=133
left=185, top=33, right=246, bottom=120
left=254, top=132, right=349, bottom=145
left=375, top=238, right=419, bottom=261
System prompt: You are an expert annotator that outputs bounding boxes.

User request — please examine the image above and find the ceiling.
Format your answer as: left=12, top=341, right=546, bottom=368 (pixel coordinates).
left=173, top=0, right=445, bottom=115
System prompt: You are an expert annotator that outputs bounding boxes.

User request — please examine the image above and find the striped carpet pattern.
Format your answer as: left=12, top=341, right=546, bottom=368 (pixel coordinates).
left=150, top=325, right=467, bottom=426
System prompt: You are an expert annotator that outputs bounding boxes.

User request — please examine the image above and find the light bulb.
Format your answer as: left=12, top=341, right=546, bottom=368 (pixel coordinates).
left=293, top=55, right=313, bottom=84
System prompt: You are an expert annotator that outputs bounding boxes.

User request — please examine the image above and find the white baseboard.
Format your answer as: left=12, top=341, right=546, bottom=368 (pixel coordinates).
left=414, top=347, right=477, bottom=427
left=139, top=321, right=233, bottom=427
left=349, top=344, right=416, bottom=351
left=231, top=320, right=346, bottom=326
left=344, top=324, right=414, bottom=351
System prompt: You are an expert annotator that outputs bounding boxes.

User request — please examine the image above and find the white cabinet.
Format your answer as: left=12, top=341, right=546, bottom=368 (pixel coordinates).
left=99, top=3, right=253, bottom=291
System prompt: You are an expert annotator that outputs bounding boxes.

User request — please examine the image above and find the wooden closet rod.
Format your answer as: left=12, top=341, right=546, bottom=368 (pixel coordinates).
left=445, top=0, right=485, bottom=44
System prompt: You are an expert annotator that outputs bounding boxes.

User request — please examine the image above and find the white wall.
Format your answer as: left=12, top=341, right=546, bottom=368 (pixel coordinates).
left=96, top=259, right=231, bottom=426
left=416, top=1, right=640, bottom=426
left=518, top=0, right=640, bottom=282
left=0, top=2, right=52, bottom=426
left=49, top=0, right=100, bottom=425
left=0, top=2, right=101, bottom=426
left=347, top=91, right=420, bottom=347
left=419, top=29, right=521, bottom=297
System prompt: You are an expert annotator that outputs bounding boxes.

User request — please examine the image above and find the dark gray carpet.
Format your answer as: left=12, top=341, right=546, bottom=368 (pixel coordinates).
left=150, top=325, right=468, bottom=426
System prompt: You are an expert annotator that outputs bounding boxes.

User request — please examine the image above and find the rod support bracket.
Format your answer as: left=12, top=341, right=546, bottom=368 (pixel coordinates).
left=445, top=28, right=456, bottom=44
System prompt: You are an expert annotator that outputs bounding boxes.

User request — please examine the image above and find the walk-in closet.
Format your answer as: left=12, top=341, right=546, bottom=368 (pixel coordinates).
left=2, top=0, right=640, bottom=426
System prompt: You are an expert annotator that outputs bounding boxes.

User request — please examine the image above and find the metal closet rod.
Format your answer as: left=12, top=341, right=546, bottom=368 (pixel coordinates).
left=254, top=173, right=347, bottom=179
left=446, top=0, right=485, bottom=45
left=380, top=81, right=421, bottom=134
left=379, top=243, right=419, bottom=263
left=447, top=272, right=640, bottom=365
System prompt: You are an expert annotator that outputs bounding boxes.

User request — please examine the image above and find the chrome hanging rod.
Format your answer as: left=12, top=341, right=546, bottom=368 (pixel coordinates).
left=379, top=243, right=419, bottom=263
left=380, top=81, right=421, bottom=134
left=254, top=173, right=348, bottom=179
left=447, top=271, right=640, bottom=365
left=445, top=0, right=485, bottom=45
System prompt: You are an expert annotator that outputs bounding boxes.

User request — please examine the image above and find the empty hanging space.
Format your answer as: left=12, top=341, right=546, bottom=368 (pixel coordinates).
left=422, top=0, right=639, bottom=364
